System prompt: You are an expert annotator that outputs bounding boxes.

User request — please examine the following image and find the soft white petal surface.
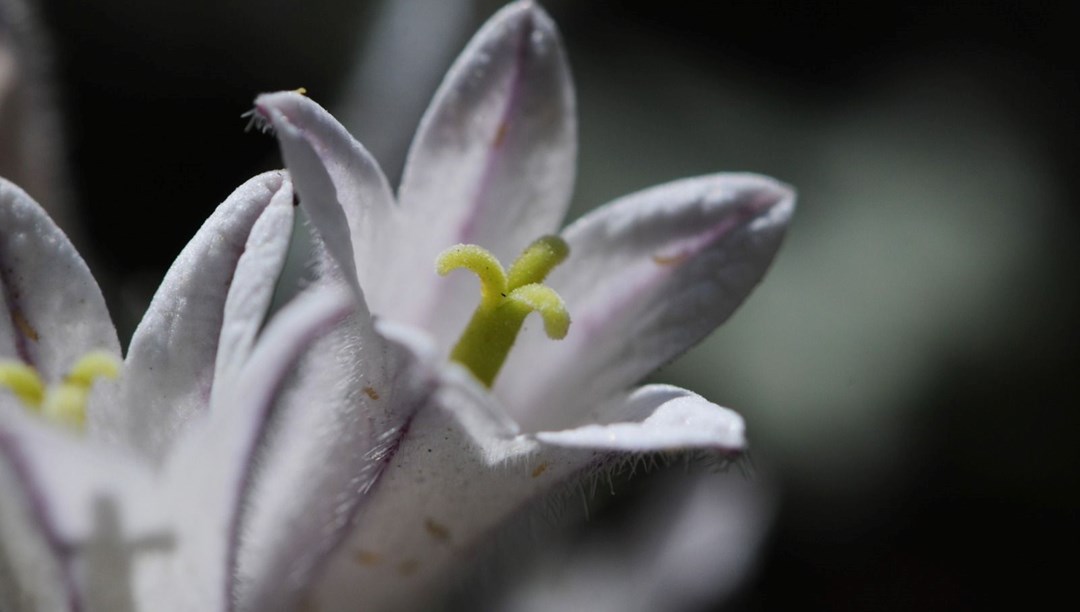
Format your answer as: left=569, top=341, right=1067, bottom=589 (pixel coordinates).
left=116, top=172, right=289, bottom=463
left=212, top=182, right=296, bottom=404
left=0, top=178, right=120, bottom=387
left=233, top=299, right=436, bottom=611
left=393, top=1, right=577, bottom=348
left=258, top=103, right=367, bottom=306
left=253, top=92, right=396, bottom=305
left=162, top=286, right=355, bottom=612
left=310, top=365, right=544, bottom=611
left=498, top=173, right=794, bottom=431
left=311, top=374, right=731, bottom=610
left=535, top=384, right=745, bottom=452
left=0, top=402, right=164, bottom=612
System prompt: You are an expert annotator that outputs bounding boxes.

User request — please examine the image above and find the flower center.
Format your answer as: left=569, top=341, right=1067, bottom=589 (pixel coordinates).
left=436, top=236, right=571, bottom=387
left=0, top=352, right=119, bottom=429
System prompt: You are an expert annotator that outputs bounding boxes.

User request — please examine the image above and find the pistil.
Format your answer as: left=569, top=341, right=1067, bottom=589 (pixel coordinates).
left=437, top=236, right=571, bottom=387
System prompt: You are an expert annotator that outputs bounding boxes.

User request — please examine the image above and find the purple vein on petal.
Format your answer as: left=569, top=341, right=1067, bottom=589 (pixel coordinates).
left=219, top=289, right=355, bottom=612
left=454, top=12, right=533, bottom=246
left=0, top=429, right=81, bottom=612
left=296, top=411, right=417, bottom=600
left=275, top=356, right=439, bottom=611
left=0, top=259, right=35, bottom=367
left=576, top=197, right=776, bottom=340
left=650, top=192, right=779, bottom=267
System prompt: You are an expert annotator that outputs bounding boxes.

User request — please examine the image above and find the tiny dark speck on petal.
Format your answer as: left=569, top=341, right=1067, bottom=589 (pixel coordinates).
left=424, top=518, right=451, bottom=542
left=13, top=310, right=38, bottom=342
left=353, top=550, right=381, bottom=566
left=492, top=120, right=509, bottom=149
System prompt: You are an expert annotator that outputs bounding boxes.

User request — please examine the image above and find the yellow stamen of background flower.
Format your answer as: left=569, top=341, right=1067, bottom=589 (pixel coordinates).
left=0, top=351, right=119, bottom=430
left=0, top=362, right=45, bottom=408
left=437, top=236, right=571, bottom=387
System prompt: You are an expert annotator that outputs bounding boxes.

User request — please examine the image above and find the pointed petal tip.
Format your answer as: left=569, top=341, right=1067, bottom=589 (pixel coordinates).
left=492, top=0, right=562, bottom=56
left=497, top=0, right=552, bottom=24
left=253, top=90, right=308, bottom=120
left=251, top=91, right=326, bottom=141
left=685, top=172, right=796, bottom=256
left=753, top=173, right=796, bottom=222
left=711, top=172, right=796, bottom=224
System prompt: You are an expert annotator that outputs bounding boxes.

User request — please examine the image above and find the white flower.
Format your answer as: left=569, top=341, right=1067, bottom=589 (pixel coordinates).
left=251, top=1, right=794, bottom=609
left=0, top=173, right=366, bottom=612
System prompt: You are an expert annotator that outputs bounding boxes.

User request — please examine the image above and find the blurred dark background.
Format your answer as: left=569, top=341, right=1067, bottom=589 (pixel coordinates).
left=9, top=0, right=1080, bottom=609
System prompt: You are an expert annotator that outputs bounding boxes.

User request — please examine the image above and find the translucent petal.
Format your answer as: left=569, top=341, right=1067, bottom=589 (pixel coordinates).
left=393, top=1, right=577, bottom=349
left=498, top=173, right=794, bottom=431
left=253, top=91, right=396, bottom=308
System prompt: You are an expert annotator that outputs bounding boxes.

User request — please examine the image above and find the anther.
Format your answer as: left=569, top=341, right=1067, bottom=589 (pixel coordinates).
left=0, top=361, right=45, bottom=408
left=436, top=236, right=572, bottom=387
left=0, top=352, right=119, bottom=430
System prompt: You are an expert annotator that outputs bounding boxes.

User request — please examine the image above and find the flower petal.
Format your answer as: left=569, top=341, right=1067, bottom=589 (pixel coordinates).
left=232, top=313, right=436, bottom=612
left=393, top=0, right=577, bottom=347
left=112, top=171, right=289, bottom=463
left=160, top=286, right=356, bottom=612
left=0, top=401, right=166, bottom=612
left=255, top=96, right=368, bottom=307
left=535, top=384, right=745, bottom=452
left=252, top=91, right=396, bottom=310
left=310, top=380, right=742, bottom=610
left=223, top=220, right=435, bottom=610
left=212, top=180, right=296, bottom=404
left=0, top=414, right=77, bottom=612
left=0, top=178, right=120, bottom=383
left=307, top=366, right=545, bottom=611
left=498, top=173, right=794, bottom=431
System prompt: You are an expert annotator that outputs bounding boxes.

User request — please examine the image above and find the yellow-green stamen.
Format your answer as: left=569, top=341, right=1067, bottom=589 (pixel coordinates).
left=0, top=351, right=119, bottom=430
left=0, top=362, right=45, bottom=408
left=437, top=236, right=571, bottom=387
